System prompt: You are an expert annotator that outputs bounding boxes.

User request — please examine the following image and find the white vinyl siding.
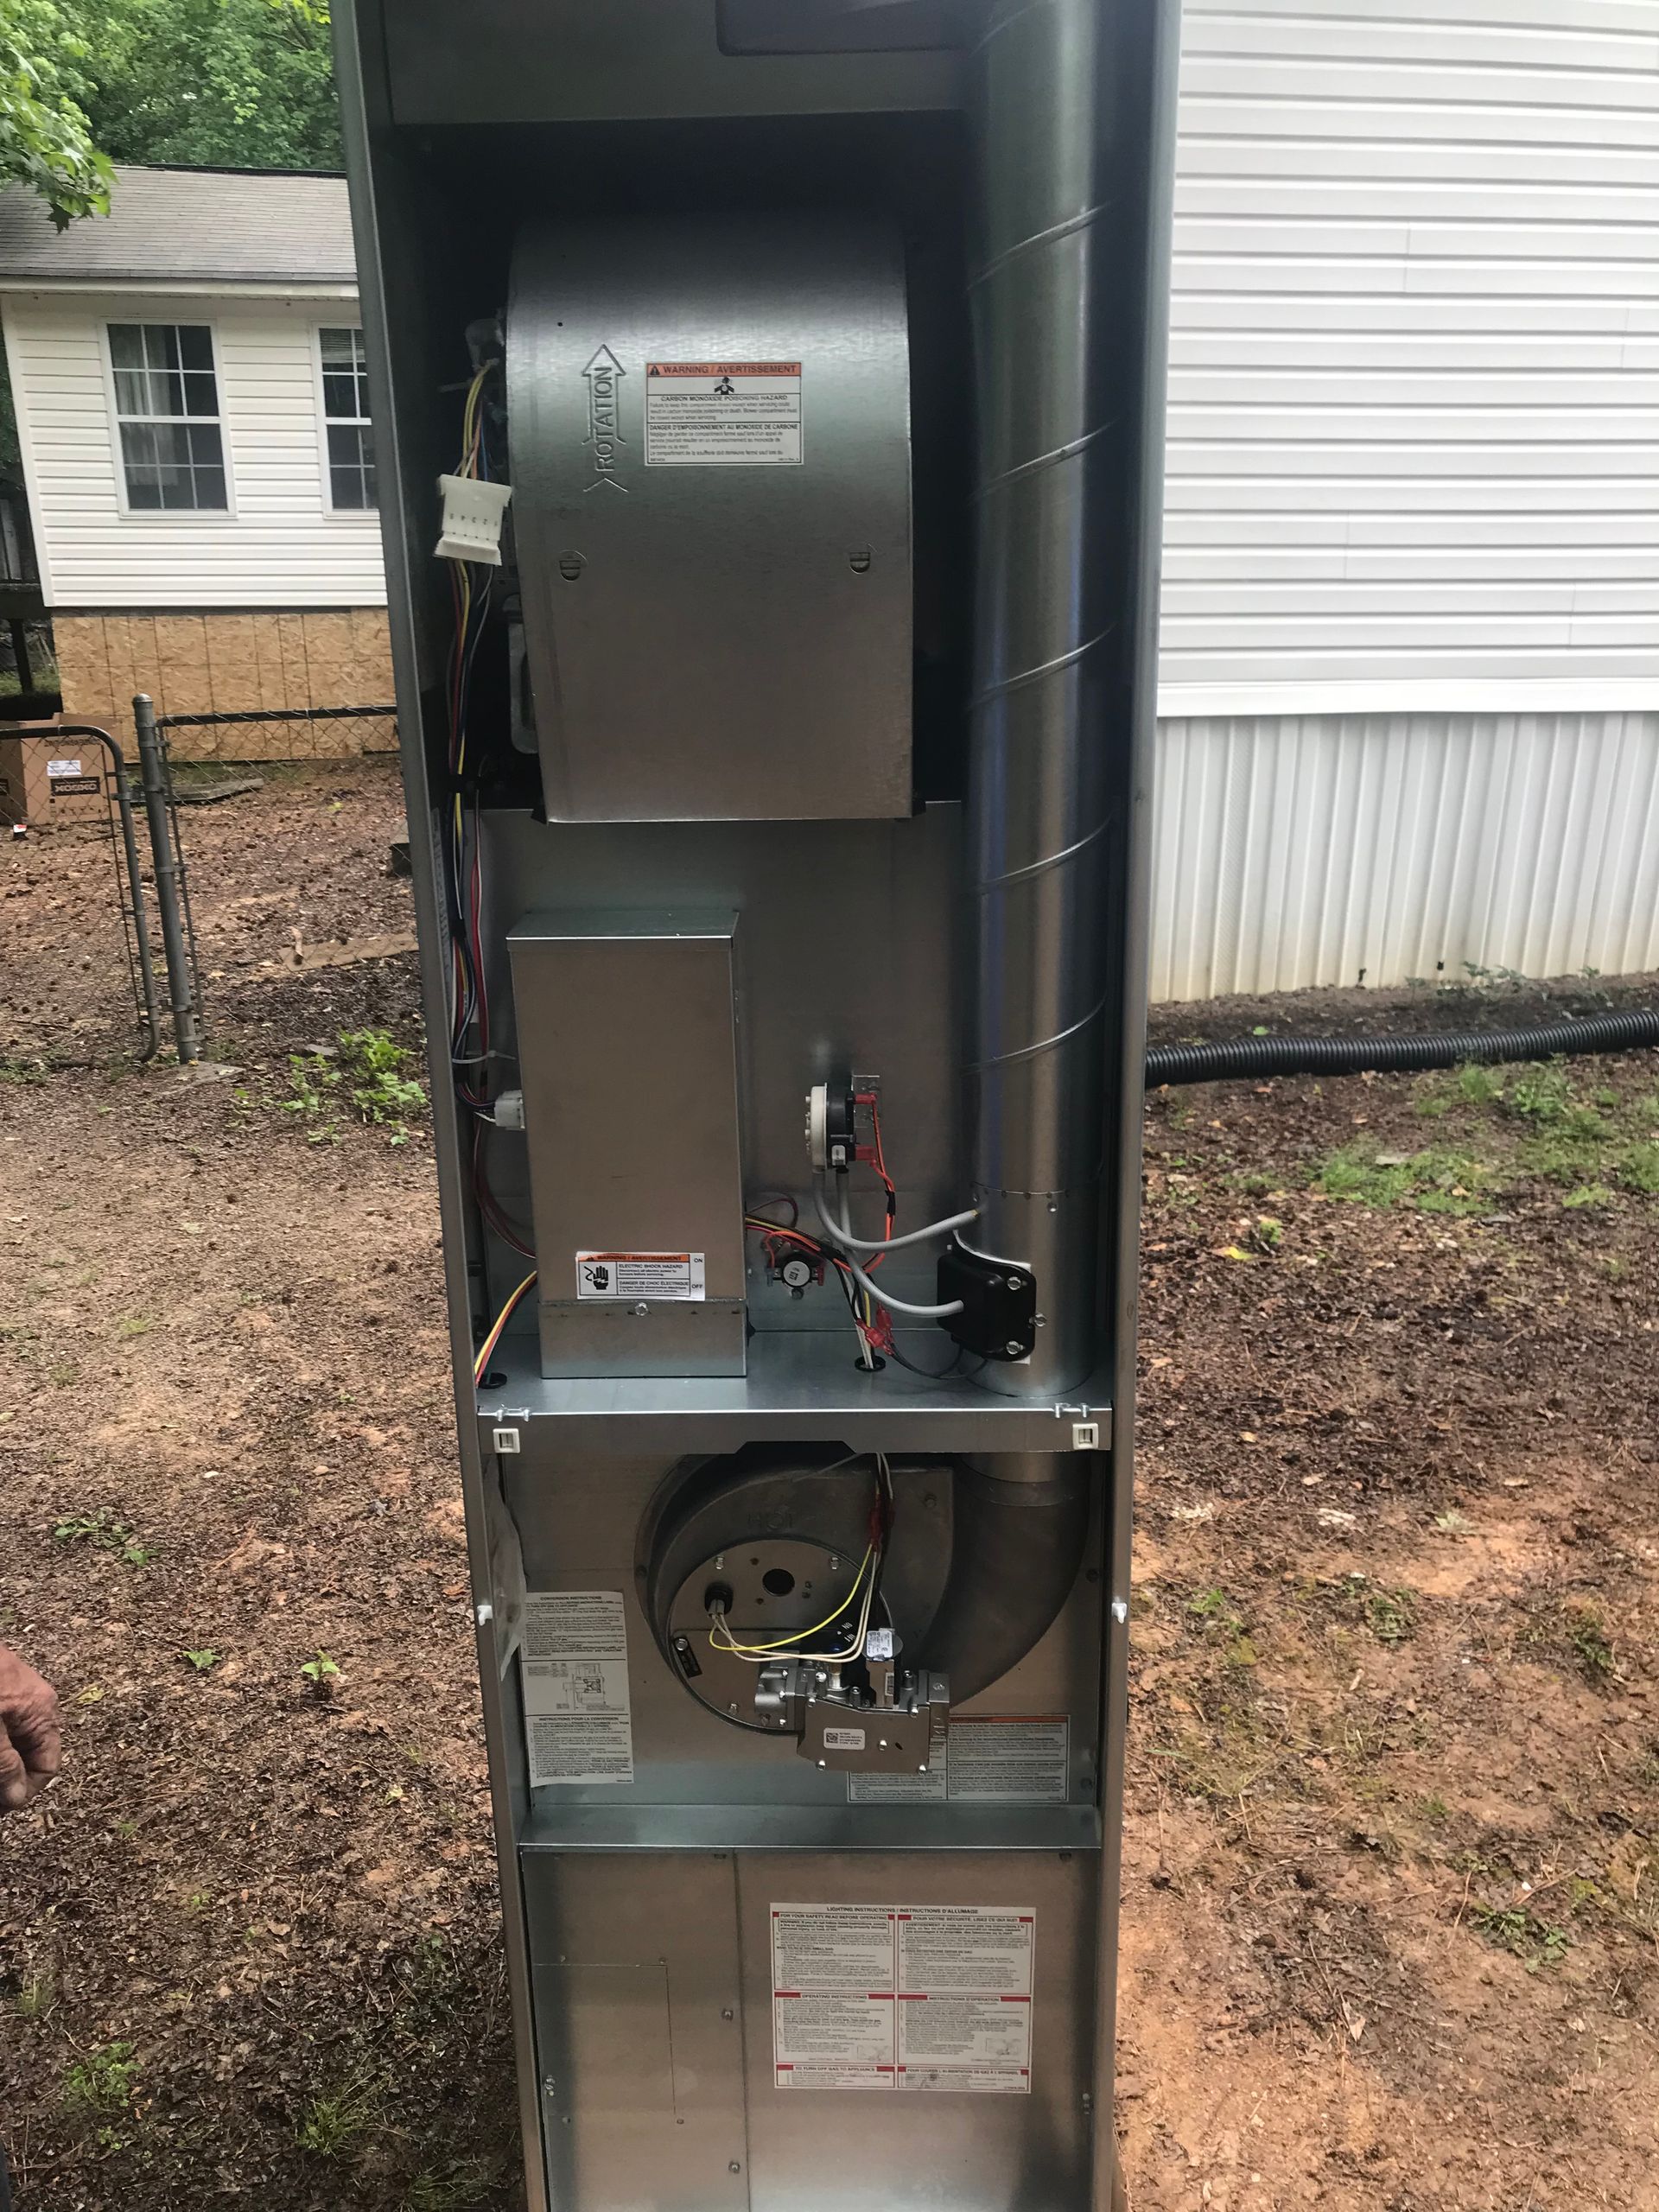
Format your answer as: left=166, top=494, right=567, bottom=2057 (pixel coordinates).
left=2, top=289, right=385, bottom=607
left=1151, top=709, right=1659, bottom=1000
left=1162, top=0, right=1659, bottom=708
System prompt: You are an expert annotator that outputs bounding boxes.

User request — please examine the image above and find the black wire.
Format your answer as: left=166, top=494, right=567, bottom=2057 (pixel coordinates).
left=885, top=1338, right=969, bottom=1382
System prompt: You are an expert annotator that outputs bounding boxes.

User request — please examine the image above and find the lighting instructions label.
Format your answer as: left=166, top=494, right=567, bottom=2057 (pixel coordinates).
left=575, top=1251, right=706, bottom=1301
left=772, top=1904, right=1033, bottom=2094
left=645, top=360, right=803, bottom=466
left=521, top=1592, right=634, bottom=1787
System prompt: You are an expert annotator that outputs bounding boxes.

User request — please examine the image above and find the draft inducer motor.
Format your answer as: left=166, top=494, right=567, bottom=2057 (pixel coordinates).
left=334, top=3, right=1179, bottom=2205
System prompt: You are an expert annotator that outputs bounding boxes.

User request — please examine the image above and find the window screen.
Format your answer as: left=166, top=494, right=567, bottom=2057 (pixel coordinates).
left=319, top=326, right=377, bottom=511
left=107, top=323, right=227, bottom=511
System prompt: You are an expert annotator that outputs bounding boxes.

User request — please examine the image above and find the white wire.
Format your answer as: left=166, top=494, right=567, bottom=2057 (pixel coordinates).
left=822, top=1182, right=963, bottom=1319
left=811, top=1175, right=978, bottom=1255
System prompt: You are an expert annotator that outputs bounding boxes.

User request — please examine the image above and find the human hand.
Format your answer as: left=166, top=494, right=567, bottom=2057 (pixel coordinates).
left=0, top=1643, right=60, bottom=1812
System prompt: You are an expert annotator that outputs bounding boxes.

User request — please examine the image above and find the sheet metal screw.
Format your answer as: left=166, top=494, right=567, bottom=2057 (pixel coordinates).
left=729, top=2161, right=743, bottom=2174
left=721, top=2007, right=734, bottom=2021
left=1111, top=1597, right=1128, bottom=1624
left=633, top=1301, right=649, bottom=1317
left=1005, top=1339, right=1023, bottom=1356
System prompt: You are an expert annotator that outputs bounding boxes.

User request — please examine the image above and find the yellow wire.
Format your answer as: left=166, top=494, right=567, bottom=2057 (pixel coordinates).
left=474, top=1269, right=537, bottom=1385
left=707, top=1548, right=874, bottom=1656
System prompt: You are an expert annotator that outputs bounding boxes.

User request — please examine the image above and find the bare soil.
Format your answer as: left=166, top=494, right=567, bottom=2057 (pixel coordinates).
left=3, top=762, right=1656, bottom=2210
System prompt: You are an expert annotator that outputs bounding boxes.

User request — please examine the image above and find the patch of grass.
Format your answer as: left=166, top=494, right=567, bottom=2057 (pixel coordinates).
left=1562, top=1184, right=1616, bottom=1210
left=63, top=2041, right=139, bottom=2115
left=1503, top=1064, right=1575, bottom=1122
left=52, top=1509, right=156, bottom=1567
left=1566, top=1602, right=1616, bottom=1686
left=0, top=1054, right=48, bottom=1085
left=1619, top=1143, right=1659, bottom=1193
left=405, top=2157, right=498, bottom=2211
left=115, top=1313, right=154, bottom=1338
left=1434, top=1508, right=1475, bottom=1535
left=1315, top=1144, right=1491, bottom=1214
left=296, top=2076, right=380, bottom=2158
left=11, top=1970, right=54, bottom=2018
left=1418, top=1063, right=1507, bottom=1118
left=1187, top=1586, right=1243, bottom=1631
left=1469, top=1905, right=1572, bottom=1973
left=1419, top=1792, right=1449, bottom=1826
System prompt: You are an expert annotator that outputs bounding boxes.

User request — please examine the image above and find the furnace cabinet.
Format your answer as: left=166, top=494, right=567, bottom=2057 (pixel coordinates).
left=334, top=3, right=1179, bottom=2206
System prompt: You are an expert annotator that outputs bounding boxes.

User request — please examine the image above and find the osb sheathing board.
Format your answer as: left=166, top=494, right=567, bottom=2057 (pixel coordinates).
left=53, top=612, right=397, bottom=760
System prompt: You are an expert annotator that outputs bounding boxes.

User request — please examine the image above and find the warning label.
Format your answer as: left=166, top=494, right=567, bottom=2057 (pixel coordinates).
left=771, top=1903, right=1033, bottom=2094
left=645, top=360, right=803, bottom=467
left=521, top=1592, right=634, bottom=1787
left=848, top=1714, right=1069, bottom=1806
left=949, top=1716, right=1071, bottom=1804
left=575, top=1252, right=705, bottom=1302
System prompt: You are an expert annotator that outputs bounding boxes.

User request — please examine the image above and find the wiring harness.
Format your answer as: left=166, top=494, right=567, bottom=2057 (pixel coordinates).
left=706, top=1455, right=893, bottom=1667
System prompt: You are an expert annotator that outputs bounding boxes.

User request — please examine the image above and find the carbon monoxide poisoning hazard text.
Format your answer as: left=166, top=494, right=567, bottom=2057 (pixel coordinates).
left=575, top=1252, right=706, bottom=1301
left=771, top=1904, right=1034, bottom=2094
left=645, top=361, right=803, bottom=466
left=521, top=1592, right=634, bottom=1787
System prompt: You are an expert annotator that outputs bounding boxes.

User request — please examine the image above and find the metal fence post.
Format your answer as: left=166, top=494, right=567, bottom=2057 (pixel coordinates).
left=132, top=692, right=201, bottom=1065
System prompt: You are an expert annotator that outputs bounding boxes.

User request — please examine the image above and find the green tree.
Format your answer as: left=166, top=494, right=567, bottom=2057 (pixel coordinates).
left=70, top=0, right=340, bottom=171
left=0, top=0, right=112, bottom=226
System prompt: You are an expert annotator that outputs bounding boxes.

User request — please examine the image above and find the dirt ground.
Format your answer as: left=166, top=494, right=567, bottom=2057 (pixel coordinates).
left=2, top=761, right=1656, bottom=2210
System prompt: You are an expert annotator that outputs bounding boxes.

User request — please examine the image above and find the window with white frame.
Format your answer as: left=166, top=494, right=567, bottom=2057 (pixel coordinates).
left=319, top=326, right=376, bottom=511
left=107, top=322, right=228, bottom=511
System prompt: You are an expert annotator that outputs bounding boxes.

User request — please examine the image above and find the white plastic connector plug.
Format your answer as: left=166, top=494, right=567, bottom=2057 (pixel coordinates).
left=435, top=473, right=512, bottom=565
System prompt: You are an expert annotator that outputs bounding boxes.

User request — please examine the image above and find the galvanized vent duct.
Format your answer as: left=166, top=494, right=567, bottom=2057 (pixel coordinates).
left=966, top=0, right=1121, bottom=1396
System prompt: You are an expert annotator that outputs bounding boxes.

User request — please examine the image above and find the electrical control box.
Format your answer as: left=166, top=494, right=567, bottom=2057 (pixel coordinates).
left=334, top=1, right=1179, bottom=2204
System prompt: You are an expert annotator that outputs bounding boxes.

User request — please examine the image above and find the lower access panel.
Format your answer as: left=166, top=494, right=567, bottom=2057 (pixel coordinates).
left=524, top=1853, right=749, bottom=2212
left=523, top=1849, right=1096, bottom=2212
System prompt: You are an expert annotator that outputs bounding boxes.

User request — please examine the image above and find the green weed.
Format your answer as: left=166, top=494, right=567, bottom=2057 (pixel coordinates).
left=1366, top=1588, right=1416, bottom=1644
left=301, top=1650, right=342, bottom=1695
left=1563, top=1184, right=1616, bottom=1210
left=182, top=1648, right=219, bottom=1673
left=283, top=1029, right=425, bottom=1144
left=63, top=2042, right=138, bottom=2115
left=1469, top=1905, right=1571, bottom=1973
left=52, top=1510, right=156, bottom=1567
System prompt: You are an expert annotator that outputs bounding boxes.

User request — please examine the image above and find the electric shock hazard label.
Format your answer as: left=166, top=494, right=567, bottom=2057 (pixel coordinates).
left=771, top=1904, right=1033, bottom=2094
left=575, top=1252, right=706, bottom=1301
left=645, top=361, right=803, bottom=466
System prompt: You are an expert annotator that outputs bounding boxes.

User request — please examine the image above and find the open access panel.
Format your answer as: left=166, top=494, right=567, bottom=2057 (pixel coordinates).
left=334, top=3, right=1180, bottom=2204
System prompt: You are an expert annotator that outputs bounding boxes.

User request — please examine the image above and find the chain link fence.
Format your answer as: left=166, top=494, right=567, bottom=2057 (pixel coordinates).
left=157, top=702, right=399, bottom=764
left=0, top=726, right=167, bottom=1070
left=1, top=703, right=403, bottom=1073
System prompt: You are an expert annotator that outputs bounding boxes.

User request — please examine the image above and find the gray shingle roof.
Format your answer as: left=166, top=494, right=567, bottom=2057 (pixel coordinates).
left=0, top=165, right=357, bottom=288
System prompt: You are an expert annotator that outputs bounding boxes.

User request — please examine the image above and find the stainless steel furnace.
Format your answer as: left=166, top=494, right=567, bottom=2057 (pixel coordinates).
left=333, top=4, right=1179, bottom=2205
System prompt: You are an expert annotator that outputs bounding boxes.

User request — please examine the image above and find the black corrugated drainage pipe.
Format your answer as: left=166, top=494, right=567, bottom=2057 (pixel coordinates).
left=1145, top=1005, right=1659, bottom=1088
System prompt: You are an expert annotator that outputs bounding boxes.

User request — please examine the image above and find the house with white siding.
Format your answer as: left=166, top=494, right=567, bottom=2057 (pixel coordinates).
left=2, top=0, right=1655, bottom=992
left=0, top=165, right=392, bottom=759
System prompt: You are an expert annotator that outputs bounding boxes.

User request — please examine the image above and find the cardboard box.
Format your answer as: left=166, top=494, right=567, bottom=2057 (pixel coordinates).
left=0, top=731, right=114, bottom=828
